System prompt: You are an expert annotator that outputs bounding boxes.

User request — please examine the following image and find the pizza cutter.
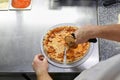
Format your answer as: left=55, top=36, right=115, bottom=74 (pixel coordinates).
left=63, top=47, right=67, bottom=64
left=63, top=33, right=97, bottom=64
left=65, top=33, right=97, bottom=48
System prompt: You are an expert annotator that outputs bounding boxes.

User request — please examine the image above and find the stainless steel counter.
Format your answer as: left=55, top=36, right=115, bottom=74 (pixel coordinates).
left=0, top=0, right=99, bottom=72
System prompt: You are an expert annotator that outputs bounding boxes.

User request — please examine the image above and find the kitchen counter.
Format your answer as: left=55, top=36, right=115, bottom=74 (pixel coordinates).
left=0, top=0, right=119, bottom=80
left=0, top=0, right=99, bottom=72
left=98, top=0, right=120, bottom=61
left=0, top=0, right=119, bottom=73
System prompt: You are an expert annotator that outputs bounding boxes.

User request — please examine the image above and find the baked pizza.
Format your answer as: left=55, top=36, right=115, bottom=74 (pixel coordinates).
left=43, top=26, right=90, bottom=63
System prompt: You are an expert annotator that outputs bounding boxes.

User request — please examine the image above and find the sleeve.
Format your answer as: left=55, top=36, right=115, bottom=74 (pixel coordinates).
left=74, top=54, right=120, bottom=80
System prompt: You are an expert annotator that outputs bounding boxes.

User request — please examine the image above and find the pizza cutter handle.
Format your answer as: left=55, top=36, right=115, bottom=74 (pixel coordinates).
left=71, top=33, right=97, bottom=43
left=88, top=38, right=97, bottom=43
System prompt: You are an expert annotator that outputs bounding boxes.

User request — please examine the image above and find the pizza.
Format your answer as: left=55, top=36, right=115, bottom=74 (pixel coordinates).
left=43, top=26, right=90, bottom=63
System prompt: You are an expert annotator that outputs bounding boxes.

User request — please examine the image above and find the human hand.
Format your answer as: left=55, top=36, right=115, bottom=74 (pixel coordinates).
left=32, top=54, right=48, bottom=76
left=74, top=25, right=96, bottom=44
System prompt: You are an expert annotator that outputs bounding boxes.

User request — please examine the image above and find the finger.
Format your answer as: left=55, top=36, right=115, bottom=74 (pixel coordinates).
left=34, top=54, right=42, bottom=59
left=34, top=54, right=44, bottom=62
left=36, top=53, right=43, bottom=57
left=38, top=55, right=44, bottom=61
left=43, top=58, right=47, bottom=61
left=43, top=58, right=48, bottom=65
left=75, top=38, right=80, bottom=44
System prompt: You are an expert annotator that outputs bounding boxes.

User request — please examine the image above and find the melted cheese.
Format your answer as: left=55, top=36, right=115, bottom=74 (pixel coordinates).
left=43, top=26, right=90, bottom=63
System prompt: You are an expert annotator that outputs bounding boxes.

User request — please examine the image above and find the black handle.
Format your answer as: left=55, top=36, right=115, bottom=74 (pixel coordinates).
left=88, top=38, right=97, bottom=43
left=103, top=0, right=117, bottom=7
left=71, top=33, right=97, bottom=43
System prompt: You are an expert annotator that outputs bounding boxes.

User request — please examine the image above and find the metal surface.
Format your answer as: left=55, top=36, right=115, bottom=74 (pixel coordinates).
left=63, top=47, right=67, bottom=64
left=0, top=0, right=99, bottom=72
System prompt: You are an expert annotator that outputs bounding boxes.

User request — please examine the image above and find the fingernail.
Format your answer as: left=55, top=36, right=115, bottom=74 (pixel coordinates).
left=38, top=55, right=44, bottom=61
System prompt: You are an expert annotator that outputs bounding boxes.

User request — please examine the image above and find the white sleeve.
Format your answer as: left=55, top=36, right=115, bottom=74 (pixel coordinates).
left=74, top=54, right=120, bottom=80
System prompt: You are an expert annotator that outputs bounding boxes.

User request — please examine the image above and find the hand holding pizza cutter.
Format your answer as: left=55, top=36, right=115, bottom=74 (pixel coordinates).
left=65, top=33, right=97, bottom=48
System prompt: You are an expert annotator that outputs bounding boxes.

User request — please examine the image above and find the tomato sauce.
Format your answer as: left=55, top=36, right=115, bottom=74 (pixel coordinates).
left=12, top=0, right=31, bottom=8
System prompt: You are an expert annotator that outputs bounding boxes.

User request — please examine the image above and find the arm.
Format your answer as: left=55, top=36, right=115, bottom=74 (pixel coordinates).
left=37, top=72, right=52, bottom=80
left=74, top=24, right=120, bottom=44
left=32, top=54, right=53, bottom=80
left=95, top=24, right=120, bottom=41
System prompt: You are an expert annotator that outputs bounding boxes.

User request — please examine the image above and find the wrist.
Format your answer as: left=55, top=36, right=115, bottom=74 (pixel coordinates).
left=87, top=26, right=101, bottom=39
left=36, top=70, right=48, bottom=77
left=37, top=71, right=53, bottom=80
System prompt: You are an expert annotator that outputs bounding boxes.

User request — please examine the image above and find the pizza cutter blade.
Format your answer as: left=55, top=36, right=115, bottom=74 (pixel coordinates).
left=63, top=47, right=67, bottom=64
left=64, top=35, right=77, bottom=48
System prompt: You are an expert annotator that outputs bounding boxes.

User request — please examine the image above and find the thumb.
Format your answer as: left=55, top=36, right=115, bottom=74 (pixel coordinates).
left=43, top=58, right=48, bottom=62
